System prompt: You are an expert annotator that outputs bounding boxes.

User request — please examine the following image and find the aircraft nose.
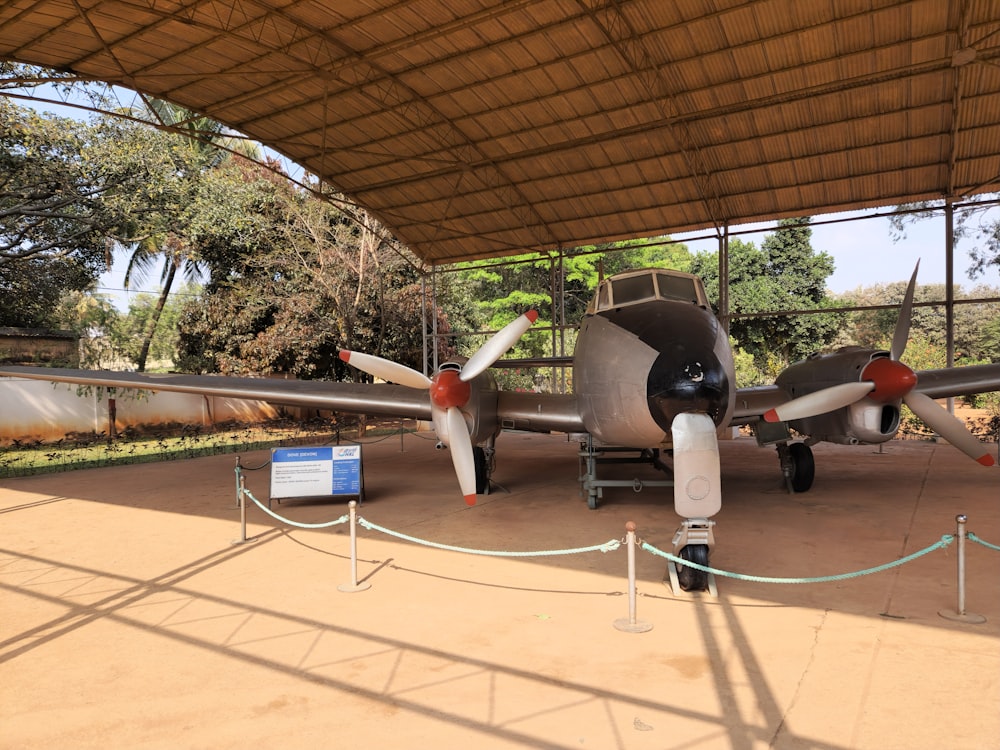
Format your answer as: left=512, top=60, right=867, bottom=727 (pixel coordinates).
left=646, top=350, right=730, bottom=431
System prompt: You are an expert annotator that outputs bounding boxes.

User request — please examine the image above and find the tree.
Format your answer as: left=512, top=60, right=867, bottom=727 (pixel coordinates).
left=0, top=100, right=112, bottom=271
left=0, top=256, right=94, bottom=328
left=691, top=218, right=839, bottom=374
left=837, top=280, right=1000, bottom=362
left=0, top=100, right=137, bottom=325
left=175, top=166, right=451, bottom=379
left=52, top=291, right=126, bottom=368
left=108, top=101, right=246, bottom=372
left=452, top=236, right=692, bottom=363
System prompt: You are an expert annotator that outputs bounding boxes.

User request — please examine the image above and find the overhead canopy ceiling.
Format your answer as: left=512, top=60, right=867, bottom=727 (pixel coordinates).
left=2, top=1, right=999, bottom=266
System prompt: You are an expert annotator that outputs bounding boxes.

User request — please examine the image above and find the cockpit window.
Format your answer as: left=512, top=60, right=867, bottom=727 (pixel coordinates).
left=655, top=272, right=699, bottom=302
left=610, top=273, right=656, bottom=305
left=588, top=269, right=706, bottom=313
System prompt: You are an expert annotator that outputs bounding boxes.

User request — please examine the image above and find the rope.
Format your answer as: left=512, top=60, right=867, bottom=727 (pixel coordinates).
left=358, top=517, right=621, bottom=557
left=236, top=458, right=272, bottom=472
left=243, top=488, right=349, bottom=529
left=969, top=532, right=1000, bottom=552
left=231, top=463, right=972, bottom=580
left=641, top=536, right=955, bottom=584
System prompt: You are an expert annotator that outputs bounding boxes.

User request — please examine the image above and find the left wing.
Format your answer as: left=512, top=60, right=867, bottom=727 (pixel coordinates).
left=731, top=362, right=1000, bottom=424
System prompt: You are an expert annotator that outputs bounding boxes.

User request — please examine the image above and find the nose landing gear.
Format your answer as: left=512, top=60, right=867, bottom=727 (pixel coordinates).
left=665, top=518, right=717, bottom=595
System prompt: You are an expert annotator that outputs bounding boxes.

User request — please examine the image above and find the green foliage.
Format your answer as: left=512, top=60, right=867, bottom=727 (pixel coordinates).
left=449, top=237, right=692, bottom=366
left=836, top=281, right=1000, bottom=362
left=691, top=218, right=839, bottom=373
left=175, top=167, right=449, bottom=379
left=0, top=257, right=95, bottom=328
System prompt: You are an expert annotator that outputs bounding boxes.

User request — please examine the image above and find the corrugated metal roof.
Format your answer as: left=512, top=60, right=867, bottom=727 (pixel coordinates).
left=1, top=0, right=998, bottom=266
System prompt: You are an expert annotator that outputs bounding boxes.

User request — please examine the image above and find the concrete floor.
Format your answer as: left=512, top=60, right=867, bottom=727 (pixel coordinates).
left=1, top=431, right=998, bottom=749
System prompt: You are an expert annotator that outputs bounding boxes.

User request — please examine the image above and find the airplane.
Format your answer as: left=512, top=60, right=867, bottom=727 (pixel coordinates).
left=3, top=263, right=999, bottom=591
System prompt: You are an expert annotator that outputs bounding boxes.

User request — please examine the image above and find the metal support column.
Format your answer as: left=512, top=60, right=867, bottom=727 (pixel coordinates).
left=945, top=201, right=956, bottom=413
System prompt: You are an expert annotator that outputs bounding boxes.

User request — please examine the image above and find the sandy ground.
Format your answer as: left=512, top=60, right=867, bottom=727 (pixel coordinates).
left=2, top=431, right=998, bottom=749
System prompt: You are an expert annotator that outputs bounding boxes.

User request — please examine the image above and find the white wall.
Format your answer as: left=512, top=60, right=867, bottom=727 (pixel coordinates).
left=0, top=378, right=278, bottom=443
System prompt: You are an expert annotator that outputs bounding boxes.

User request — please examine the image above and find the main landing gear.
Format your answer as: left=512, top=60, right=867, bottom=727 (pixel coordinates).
left=776, top=441, right=815, bottom=493
left=754, top=418, right=815, bottom=493
left=472, top=439, right=498, bottom=495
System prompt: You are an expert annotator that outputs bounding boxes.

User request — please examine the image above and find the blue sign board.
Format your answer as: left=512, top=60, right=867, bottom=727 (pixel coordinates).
left=270, top=445, right=363, bottom=500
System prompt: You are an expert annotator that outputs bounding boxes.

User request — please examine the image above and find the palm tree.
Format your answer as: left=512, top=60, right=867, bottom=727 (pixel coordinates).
left=119, top=99, right=258, bottom=371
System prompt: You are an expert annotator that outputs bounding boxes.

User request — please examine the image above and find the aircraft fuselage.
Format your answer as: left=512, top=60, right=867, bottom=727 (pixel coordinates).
left=573, top=269, right=735, bottom=447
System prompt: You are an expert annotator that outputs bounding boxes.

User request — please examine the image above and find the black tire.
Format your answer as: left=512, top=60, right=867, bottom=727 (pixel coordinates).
left=789, top=442, right=815, bottom=493
left=473, top=446, right=488, bottom=494
left=677, top=544, right=710, bottom=592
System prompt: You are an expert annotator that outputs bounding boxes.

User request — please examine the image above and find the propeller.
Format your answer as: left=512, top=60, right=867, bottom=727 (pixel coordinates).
left=763, top=262, right=995, bottom=466
left=339, top=310, right=539, bottom=504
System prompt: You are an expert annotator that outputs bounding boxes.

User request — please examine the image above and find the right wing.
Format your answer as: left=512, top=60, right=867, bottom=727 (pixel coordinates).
left=0, top=365, right=586, bottom=433
left=0, top=366, right=433, bottom=421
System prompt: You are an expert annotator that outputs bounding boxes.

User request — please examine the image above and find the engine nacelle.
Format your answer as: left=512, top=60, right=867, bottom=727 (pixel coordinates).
left=776, top=346, right=902, bottom=446
left=429, top=360, right=500, bottom=447
left=788, top=399, right=901, bottom=446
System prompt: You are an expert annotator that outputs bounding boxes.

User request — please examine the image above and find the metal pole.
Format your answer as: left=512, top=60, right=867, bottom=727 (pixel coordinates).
left=945, top=202, right=955, bottom=414
left=338, top=500, right=371, bottom=592
left=231, top=469, right=253, bottom=545
left=614, top=522, right=652, bottom=632
left=956, top=514, right=968, bottom=615
left=233, top=456, right=242, bottom=508
left=939, top=514, right=986, bottom=623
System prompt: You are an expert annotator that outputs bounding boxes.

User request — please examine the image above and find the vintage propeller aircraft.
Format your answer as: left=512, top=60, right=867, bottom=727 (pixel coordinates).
left=3, top=263, right=999, bottom=591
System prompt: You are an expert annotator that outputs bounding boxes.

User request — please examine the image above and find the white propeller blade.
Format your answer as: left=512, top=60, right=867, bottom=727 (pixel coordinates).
left=461, top=310, right=539, bottom=382
left=891, top=261, right=920, bottom=361
left=765, top=381, right=875, bottom=422
left=904, top=391, right=995, bottom=466
left=445, top=406, right=479, bottom=504
left=338, top=350, right=432, bottom=389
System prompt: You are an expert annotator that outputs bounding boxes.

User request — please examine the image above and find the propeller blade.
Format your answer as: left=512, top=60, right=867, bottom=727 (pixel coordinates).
left=338, top=350, right=432, bottom=389
left=764, top=381, right=875, bottom=422
left=904, top=391, right=995, bottom=466
left=890, top=261, right=920, bottom=361
left=445, top=406, right=479, bottom=504
left=461, top=310, right=539, bottom=382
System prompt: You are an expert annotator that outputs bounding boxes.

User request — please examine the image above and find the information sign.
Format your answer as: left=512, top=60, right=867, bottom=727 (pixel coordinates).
left=270, top=445, right=363, bottom=501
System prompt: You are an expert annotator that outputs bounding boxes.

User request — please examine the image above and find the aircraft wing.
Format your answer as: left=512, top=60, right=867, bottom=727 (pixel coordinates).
left=0, top=365, right=434, bottom=420
left=0, top=365, right=585, bottom=433
left=732, top=384, right=789, bottom=423
left=913, top=363, right=1000, bottom=399
left=731, top=361, right=1000, bottom=424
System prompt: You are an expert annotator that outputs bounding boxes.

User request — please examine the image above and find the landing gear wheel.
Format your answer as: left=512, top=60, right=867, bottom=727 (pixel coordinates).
left=677, top=544, right=710, bottom=592
left=788, top=442, right=815, bottom=493
left=473, top=446, right=489, bottom=495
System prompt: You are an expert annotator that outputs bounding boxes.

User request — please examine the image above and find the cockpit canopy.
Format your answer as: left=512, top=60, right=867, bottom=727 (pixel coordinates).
left=587, top=269, right=709, bottom=314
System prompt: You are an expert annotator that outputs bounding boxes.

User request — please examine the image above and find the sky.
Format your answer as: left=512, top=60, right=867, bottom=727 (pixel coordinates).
left=676, top=208, right=1000, bottom=294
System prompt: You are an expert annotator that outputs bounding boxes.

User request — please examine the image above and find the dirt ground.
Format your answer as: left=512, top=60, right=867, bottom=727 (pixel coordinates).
left=2, top=431, right=998, bottom=749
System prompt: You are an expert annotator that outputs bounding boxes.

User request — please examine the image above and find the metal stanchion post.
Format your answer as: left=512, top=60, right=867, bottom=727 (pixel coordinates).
left=614, top=521, right=653, bottom=633
left=939, top=514, right=986, bottom=624
left=233, top=456, right=242, bottom=508
left=231, top=470, right=257, bottom=545
left=339, top=500, right=371, bottom=592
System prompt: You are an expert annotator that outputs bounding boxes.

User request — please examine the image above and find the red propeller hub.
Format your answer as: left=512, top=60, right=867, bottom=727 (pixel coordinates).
left=861, top=357, right=917, bottom=403
left=430, top=369, right=471, bottom=409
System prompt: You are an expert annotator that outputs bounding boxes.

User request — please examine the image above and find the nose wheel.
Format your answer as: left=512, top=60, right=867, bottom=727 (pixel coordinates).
left=677, top=543, right=710, bottom=592
left=665, top=518, right=717, bottom=596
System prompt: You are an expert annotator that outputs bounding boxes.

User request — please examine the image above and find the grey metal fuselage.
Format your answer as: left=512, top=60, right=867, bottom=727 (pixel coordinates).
left=573, top=269, right=735, bottom=447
